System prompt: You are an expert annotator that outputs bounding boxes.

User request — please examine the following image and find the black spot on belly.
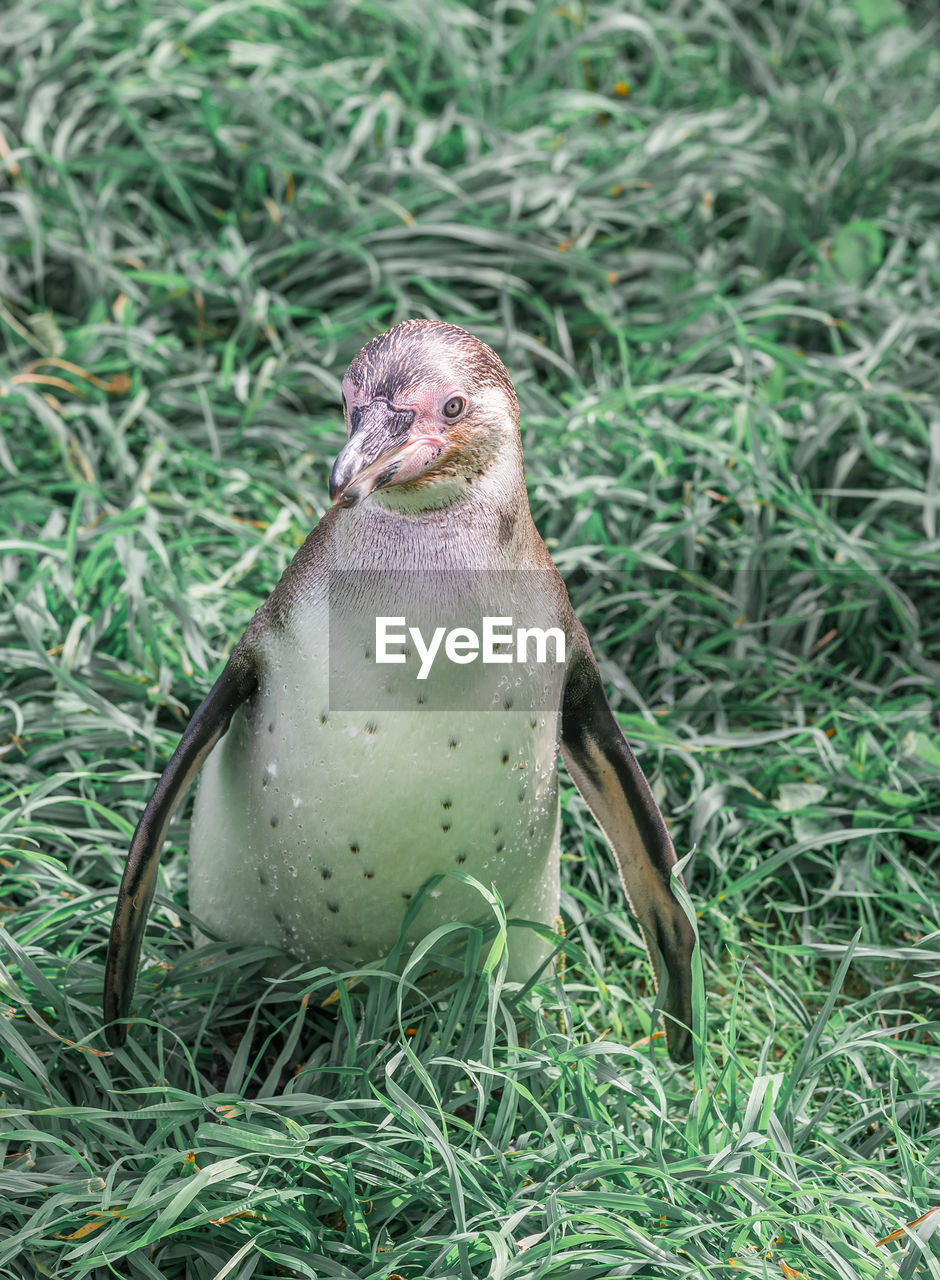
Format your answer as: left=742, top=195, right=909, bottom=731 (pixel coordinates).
left=321, top=867, right=332, bottom=879
left=327, top=901, right=340, bottom=914
left=498, top=508, right=516, bottom=546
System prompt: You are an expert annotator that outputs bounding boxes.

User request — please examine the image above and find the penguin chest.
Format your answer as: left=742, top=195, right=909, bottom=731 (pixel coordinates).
left=188, top=609, right=563, bottom=971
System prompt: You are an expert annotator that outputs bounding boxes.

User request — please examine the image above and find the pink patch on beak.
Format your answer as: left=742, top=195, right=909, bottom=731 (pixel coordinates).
left=390, top=436, right=446, bottom=484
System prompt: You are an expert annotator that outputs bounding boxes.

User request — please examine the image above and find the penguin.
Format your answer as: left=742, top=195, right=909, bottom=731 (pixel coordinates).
left=103, top=320, right=696, bottom=1061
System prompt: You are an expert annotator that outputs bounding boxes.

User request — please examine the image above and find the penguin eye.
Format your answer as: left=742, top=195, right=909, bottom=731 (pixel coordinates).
left=442, top=396, right=466, bottom=420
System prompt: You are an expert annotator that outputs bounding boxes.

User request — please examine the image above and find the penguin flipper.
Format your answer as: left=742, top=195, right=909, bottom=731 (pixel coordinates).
left=103, top=650, right=259, bottom=1048
left=560, top=636, right=696, bottom=1063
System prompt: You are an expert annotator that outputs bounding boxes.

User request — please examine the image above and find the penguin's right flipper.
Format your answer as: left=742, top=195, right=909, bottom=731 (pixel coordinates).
left=103, top=649, right=259, bottom=1048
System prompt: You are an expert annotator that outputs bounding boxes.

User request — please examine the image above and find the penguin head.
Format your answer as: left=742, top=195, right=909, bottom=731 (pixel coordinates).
left=329, top=320, right=522, bottom=510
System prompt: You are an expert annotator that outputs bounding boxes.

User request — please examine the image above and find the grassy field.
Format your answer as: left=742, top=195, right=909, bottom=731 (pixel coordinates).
left=2, top=0, right=939, bottom=1276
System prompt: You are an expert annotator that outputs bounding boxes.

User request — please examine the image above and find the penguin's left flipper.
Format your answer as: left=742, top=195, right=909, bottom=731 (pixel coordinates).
left=560, top=630, right=696, bottom=1064
left=103, top=647, right=259, bottom=1049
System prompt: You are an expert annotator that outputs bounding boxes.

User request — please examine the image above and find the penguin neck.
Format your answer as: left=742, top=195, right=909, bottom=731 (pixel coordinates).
left=335, top=446, right=534, bottom=571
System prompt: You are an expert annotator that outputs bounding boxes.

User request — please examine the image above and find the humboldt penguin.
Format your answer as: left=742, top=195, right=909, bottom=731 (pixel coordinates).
left=104, top=320, right=696, bottom=1061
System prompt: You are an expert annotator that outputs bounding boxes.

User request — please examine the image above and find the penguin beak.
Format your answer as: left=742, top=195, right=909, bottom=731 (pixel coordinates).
left=329, top=400, right=447, bottom=506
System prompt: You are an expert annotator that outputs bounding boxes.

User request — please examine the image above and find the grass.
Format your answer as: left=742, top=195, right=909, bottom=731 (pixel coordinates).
left=1, top=0, right=939, bottom=1275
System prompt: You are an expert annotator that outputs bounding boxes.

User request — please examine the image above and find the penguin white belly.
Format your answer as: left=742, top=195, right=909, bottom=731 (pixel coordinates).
left=188, top=597, right=562, bottom=980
